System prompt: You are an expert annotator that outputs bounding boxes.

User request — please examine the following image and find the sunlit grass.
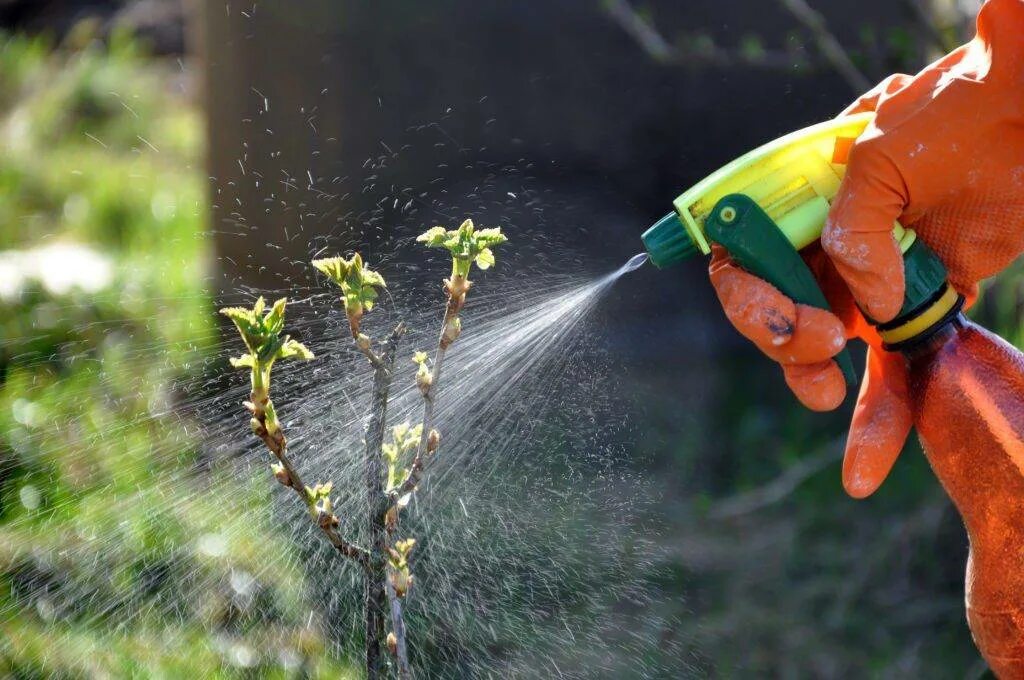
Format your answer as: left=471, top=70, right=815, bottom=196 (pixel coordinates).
left=0, top=29, right=354, bottom=676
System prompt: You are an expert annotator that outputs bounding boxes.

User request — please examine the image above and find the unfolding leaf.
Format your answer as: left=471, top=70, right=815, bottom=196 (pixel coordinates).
left=311, top=253, right=387, bottom=322
left=474, top=227, right=508, bottom=247
left=475, top=247, right=495, bottom=270
left=311, top=257, right=351, bottom=284
left=416, top=226, right=447, bottom=246
left=221, top=296, right=313, bottom=390
left=229, top=354, right=256, bottom=369
left=414, top=218, right=508, bottom=276
left=280, top=338, right=314, bottom=360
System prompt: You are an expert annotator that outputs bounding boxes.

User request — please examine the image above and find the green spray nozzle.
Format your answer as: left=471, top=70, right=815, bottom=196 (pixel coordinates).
left=642, top=212, right=699, bottom=268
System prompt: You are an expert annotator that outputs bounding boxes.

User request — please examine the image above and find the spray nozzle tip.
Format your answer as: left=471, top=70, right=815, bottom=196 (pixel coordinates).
left=642, top=212, right=698, bottom=268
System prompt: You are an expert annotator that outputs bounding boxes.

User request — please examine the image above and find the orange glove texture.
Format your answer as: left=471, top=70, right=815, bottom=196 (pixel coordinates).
left=709, top=0, right=1024, bottom=496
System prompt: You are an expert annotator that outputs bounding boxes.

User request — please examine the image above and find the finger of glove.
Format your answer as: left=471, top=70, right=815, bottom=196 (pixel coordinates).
left=782, top=361, right=846, bottom=412
left=842, top=346, right=913, bottom=499
left=711, top=251, right=846, bottom=363
left=710, top=253, right=797, bottom=351
left=767, top=304, right=847, bottom=365
left=840, top=73, right=913, bottom=116
left=823, top=144, right=907, bottom=323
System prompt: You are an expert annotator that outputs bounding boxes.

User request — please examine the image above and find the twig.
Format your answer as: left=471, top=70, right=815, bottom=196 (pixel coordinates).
left=775, top=0, right=871, bottom=92
left=386, top=574, right=412, bottom=680
left=247, top=399, right=370, bottom=569
left=384, top=280, right=465, bottom=676
left=604, top=0, right=812, bottom=70
left=603, top=0, right=870, bottom=92
left=360, top=323, right=405, bottom=680
left=395, top=292, right=453, bottom=498
left=352, top=322, right=385, bottom=370
left=383, top=297, right=455, bottom=677
left=708, top=441, right=842, bottom=520
left=602, top=0, right=674, bottom=61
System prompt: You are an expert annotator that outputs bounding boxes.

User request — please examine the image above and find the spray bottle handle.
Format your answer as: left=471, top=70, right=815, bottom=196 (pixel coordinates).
left=705, top=194, right=858, bottom=389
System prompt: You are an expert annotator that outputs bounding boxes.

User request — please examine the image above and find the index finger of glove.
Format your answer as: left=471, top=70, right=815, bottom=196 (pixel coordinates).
left=710, top=251, right=845, bottom=363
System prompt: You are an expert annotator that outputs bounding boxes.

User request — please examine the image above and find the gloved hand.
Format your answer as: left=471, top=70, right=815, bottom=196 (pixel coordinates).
left=710, top=0, right=1024, bottom=498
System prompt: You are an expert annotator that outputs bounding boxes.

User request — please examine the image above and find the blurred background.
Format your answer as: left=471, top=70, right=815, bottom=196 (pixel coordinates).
left=1, top=0, right=1015, bottom=677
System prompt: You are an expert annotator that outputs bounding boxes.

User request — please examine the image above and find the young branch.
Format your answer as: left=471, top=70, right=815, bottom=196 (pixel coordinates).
left=247, top=399, right=370, bottom=569
left=356, top=342, right=384, bottom=369
left=361, top=323, right=405, bottom=679
left=394, top=290, right=455, bottom=499
left=775, top=0, right=871, bottom=92
left=707, top=442, right=843, bottom=520
left=386, top=575, right=412, bottom=680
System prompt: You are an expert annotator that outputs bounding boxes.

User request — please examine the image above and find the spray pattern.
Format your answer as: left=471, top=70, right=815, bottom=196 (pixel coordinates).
left=213, top=222, right=668, bottom=677
left=0, top=245, right=672, bottom=676
left=0, top=65, right=676, bottom=673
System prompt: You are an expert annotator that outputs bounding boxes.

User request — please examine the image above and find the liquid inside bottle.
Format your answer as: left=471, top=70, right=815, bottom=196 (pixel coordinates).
left=903, top=313, right=1024, bottom=676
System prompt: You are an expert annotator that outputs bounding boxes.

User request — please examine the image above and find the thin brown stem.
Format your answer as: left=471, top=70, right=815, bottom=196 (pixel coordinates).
left=381, top=282, right=465, bottom=677
left=395, top=291, right=455, bottom=499
left=248, top=400, right=370, bottom=570
left=356, top=341, right=385, bottom=370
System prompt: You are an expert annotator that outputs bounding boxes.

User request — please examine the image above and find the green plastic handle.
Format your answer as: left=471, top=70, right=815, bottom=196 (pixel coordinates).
left=705, top=193, right=857, bottom=388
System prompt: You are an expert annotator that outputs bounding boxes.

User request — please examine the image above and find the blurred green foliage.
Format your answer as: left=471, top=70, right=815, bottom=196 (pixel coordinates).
left=0, top=29, right=355, bottom=677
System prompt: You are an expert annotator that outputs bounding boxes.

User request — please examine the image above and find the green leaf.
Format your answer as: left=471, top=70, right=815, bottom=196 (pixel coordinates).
left=219, top=306, right=255, bottom=324
left=256, top=334, right=286, bottom=364
left=311, top=257, right=350, bottom=285
left=280, top=338, right=314, bottom=360
left=229, top=353, right=256, bottom=369
left=361, top=286, right=379, bottom=308
left=416, top=226, right=447, bottom=246
left=264, top=297, right=287, bottom=334
left=311, top=253, right=387, bottom=321
left=221, top=296, right=312, bottom=391
left=474, top=227, right=507, bottom=247
left=475, top=247, right=495, bottom=270
left=414, top=219, right=508, bottom=275
left=392, top=422, right=409, bottom=443
left=395, top=538, right=416, bottom=556
left=412, top=351, right=428, bottom=365
left=406, top=424, right=423, bottom=449
left=362, top=269, right=386, bottom=288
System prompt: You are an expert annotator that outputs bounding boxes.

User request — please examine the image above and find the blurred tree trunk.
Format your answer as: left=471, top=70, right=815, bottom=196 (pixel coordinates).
left=191, top=0, right=349, bottom=295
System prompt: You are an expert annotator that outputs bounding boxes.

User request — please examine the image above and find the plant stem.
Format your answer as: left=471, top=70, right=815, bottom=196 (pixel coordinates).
left=384, top=281, right=465, bottom=676
left=395, top=288, right=458, bottom=498
left=248, top=398, right=370, bottom=568
left=362, top=323, right=404, bottom=679
left=386, top=574, right=412, bottom=680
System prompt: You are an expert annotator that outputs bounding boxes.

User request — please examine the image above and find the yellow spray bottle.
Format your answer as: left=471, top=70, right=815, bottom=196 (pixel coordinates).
left=641, top=112, right=959, bottom=386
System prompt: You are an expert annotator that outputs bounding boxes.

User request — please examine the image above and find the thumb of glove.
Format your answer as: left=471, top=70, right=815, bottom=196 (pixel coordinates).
left=822, top=133, right=908, bottom=324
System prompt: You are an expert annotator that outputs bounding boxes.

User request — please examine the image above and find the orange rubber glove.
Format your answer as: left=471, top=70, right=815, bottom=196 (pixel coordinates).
left=710, top=0, right=1024, bottom=498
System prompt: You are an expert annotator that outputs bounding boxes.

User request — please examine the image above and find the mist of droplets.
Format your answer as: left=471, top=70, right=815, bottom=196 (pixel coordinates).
left=0, top=56, right=690, bottom=675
